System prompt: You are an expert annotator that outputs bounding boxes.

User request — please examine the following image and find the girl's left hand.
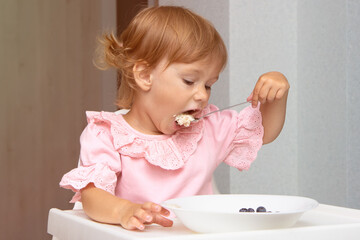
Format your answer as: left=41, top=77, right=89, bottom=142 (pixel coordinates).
left=247, top=71, right=290, bottom=108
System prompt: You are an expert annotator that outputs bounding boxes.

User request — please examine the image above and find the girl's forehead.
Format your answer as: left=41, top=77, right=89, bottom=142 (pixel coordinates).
left=159, top=56, right=223, bottom=73
left=165, top=60, right=222, bottom=82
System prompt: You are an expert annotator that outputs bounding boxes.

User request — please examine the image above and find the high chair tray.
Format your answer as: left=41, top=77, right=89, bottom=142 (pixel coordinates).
left=48, top=204, right=360, bottom=240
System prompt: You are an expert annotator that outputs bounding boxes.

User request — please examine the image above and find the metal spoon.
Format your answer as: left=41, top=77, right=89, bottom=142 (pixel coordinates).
left=194, top=101, right=251, bottom=122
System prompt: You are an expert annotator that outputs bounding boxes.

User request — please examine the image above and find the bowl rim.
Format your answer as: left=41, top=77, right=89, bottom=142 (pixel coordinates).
left=162, top=194, right=319, bottom=215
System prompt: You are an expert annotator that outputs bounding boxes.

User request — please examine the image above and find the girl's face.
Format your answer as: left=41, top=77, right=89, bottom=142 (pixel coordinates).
left=127, top=57, right=222, bottom=135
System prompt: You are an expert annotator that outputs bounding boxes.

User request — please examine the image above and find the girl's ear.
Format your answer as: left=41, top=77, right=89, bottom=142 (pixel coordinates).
left=133, top=62, right=152, bottom=91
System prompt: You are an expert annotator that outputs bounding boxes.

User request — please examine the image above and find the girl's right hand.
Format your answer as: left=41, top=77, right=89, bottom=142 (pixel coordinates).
left=120, top=201, right=173, bottom=230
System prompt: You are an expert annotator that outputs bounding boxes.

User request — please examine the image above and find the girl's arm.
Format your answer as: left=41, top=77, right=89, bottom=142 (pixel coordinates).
left=247, top=71, right=290, bottom=144
left=81, top=183, right=173, bottom=230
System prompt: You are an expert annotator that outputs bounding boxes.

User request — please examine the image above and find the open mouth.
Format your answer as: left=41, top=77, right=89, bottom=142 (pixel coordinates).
left=183, top=109, right=197, bottom=115
left=174, top=109, right=198, bottom=127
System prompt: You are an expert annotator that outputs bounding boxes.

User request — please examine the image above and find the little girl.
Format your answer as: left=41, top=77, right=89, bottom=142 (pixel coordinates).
left=60, top=6, right=289, bottom=231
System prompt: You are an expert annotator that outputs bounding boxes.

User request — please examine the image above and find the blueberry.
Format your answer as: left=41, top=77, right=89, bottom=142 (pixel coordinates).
left=247, top=208, right=255, bottom=212
left=256, top=206, right=267, bottom=212
left=239, top=208, right=248, bottom=212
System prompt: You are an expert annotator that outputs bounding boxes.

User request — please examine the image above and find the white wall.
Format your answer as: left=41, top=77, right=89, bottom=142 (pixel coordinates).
left=297, top=0, right=360, bottom=208
left=346, top=0, right=360, bottom=209
left=160, top=0, right=360, bottom=209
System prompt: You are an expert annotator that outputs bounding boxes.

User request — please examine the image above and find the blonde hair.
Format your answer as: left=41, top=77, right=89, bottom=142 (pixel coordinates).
left=95, top=6, right=227, bottom=109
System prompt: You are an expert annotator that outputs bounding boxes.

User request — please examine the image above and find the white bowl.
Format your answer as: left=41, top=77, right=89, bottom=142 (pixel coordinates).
left=162, top=194, right=318, bottom=233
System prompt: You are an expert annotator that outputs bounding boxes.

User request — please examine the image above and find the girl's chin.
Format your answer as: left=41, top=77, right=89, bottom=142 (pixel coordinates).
left=158, top=122, right=181, bottom=135
left=172, top=121, right=183, bottom=132
left=161, top=119, right=188, bottom=135
left=162, top=121, right=181, bottom=134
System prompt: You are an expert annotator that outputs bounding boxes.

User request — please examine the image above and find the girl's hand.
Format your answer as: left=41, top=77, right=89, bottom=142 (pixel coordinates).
left=120, top=201, right=173, bottom=230
left=247, top=71, right=290, bottom=108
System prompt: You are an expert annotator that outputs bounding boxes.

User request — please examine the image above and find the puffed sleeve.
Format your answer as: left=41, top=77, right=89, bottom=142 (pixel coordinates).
left=205, top=104, right=264, bottom=171
left=60, top=113, right=121, bottom=203
left=224, top=104, right=263, bottom=170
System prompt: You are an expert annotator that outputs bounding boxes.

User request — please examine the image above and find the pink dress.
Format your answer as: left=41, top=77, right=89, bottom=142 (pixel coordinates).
left=60, top=104, right=264, bottom=204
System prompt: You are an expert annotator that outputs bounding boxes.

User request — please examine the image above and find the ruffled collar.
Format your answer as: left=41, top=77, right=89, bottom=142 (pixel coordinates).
left=86, top=106, right=213, bottom=170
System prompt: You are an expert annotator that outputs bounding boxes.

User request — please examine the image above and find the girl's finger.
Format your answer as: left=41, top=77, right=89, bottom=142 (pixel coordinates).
left=275, top=88, right=286, bottom=100
left=142, top=202, right=162, bottom=213
left=127, top=216, right=145, bottom=230
left=153, top=214, right=174, bottom=227
left=257, top=82, right=271, bottom=104
left=159, top=207, right=171, bottom=217
left=134, top=208, right=153, bottom=223
left=251, top=80, right=265, bottom=108
left=142, top=202, right=170, bottom=216
left=247, top=91, right=253, bottom=102
left=266, top=87, right=278, bottom=103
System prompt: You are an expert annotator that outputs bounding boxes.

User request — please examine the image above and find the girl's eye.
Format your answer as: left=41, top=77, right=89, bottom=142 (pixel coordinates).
left=205, top=85, right=212, bottom=90
left=183, top=79, right=194, bottom=85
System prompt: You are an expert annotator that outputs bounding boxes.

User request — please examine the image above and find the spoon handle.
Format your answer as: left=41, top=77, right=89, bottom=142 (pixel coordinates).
left=196, top=101, right=251, bottom=120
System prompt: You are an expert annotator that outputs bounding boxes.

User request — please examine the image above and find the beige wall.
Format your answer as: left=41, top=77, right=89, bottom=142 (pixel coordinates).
left=0, top=0, right=116, bottom=239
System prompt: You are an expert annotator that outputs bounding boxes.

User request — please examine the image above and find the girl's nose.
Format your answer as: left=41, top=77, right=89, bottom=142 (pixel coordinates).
left=193, top=85, right=209, bottom=102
